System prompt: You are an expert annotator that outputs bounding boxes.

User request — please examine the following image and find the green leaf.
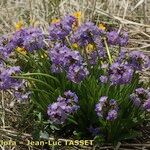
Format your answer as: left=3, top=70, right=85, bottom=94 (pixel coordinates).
left=119, top=130, right=142, bottom=140
left=21, top=73, right=60, bottom=83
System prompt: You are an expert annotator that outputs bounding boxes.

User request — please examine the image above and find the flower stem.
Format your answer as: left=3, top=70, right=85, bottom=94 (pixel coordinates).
left=84, top=47, right=90, bottom=69
left=104, top=38, right=112, bottom=64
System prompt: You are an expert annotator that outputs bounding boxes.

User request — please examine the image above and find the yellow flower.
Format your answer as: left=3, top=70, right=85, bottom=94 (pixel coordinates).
left=72, top=43, right=79, bottom=49
left=51, top=18, right=60, bottom=24
left=98, top=23, right=106, bottom=30
left=86, top=44, right=94, bottom=53
left=16, top=47, right=27, bottom=55
left=15, top=20, right=23, bottom=30
left=72, top=11, right=82, bottom=28
left=73, top=11, right=81, bottom=20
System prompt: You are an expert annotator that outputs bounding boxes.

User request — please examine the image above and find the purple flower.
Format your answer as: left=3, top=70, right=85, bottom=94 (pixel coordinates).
left=93, top=36, right=105, bottom=57
left=0, top=36, right=15, bottom=59
left=49, top=15, right=77, bottom=41
left=71, top=22, right=103, bottom=47
left=106, top=109, right=118, bottom=121
left=0, top=66, right=22, bottom=90
left=12, top=27, right=45, bottom=52
left=143, top=99, right=150, bottom=112
left=47, top=101, right=69, bottom=124
left=50, top=45, right=83, bottom=73
left=88, top=126, right=100, bottom=136
left=14, top=91, right=31, bottom=101
left=108, top=62, right=133, bottom=84
left=116, top=49, right=127, bottom=63
left=107, top=30, right=128, bottom=46
left=23, top=28, right=45, bottom=51
left=99, top=76, right=108, bottom=83
left=95, top=96, right=108, bottom=117
left=130, top=88, right=150, bottom=111
left=12, top=28, right=28, bottom=47
left=95, top=96, right=118, bottom=121
left=107, top=31, right=119, bottom=45
left=47, top=91, right=79, bottom=124
left=118, top=32, right=128, bottom=46
left=88, top=38, right=106, bottom=65
left=61, top=15, right=77, bottom=33
left=64, top=90, right=78, bottom=103
left=128, top=51, right=150, bottom=70
left=50, top=44, right=89, bottom=83
left=135, top=88, right=149, bottom=98
left=130, top=94, right=141, bottom=107
left=67, top=64, right=89, bottom=83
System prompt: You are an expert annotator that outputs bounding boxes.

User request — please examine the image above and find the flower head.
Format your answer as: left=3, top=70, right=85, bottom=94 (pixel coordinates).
left=47, top=91, right=79, bottom=124
left=51, top=18, right=60, bottom=24
left=15, top=20, right=24, bottom=30
left=95, top=96, right=118, bottom=121
left=50, top=45, right=83, bottom=72
left=143, top=99, right=150, bottom=112
left=67, top=64, right=89, bottom=83
left=128, top=51, right=150, bottom=70
left=99, top=75, right=108, bottom=83
left=118, top=32, right=128, bottom=46
left=12, top=27, right=45, bottom=52
left=116, top=49, right=127, bottom=63
left=108, top=62, right=133, bottom=84
left=14, top=91, right=31, bottom=101
left=49, top=15, right=77, bottom=41
left=106, top=109, right=118, bottom=121
left=98, top=23, right=106, bottom=30
left=0, top=66, right=22, bottom=90
left=0, top=36, right=15, bottom=59
left=107, top=31, right=119, bottom=45
left=130, top=88, right=150, bottom=111
left=71, top=22, right=103, bottom=47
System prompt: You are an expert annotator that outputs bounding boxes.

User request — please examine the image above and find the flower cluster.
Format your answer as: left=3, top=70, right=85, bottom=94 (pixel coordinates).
left=0, top=27, right=45, bottom=60
left=47, top=91, right=79, bottom=124
left=67, top=64, right=89, bottom=83
left=95, top=96, right=118, bottom=121
left=115, top=48, right=127, bottom=63
left=101, top=48, right=148, bottom=86
left=71, top=22, right=106, bottom=64
left=50, top=44, right=89, bottom=83
left=115, top=50, right=150, bottom=71
left=0, top=66, right=21, bottom=90
left=49, top=15, right=77, bottom=41
left=12, top=27, right=45, bottom=52
left=100, top=62, right=134, bottom=85
left=108, top=62, right=134, bottom=85
left=0, top=35, right=15, bottom=59
left=128, top=51, right=150, bottom=70
left=71, top=22, right=103, bottom=47
left=107, top=31, right=128, bottom=46
left=130, top=88, right=150, bottom=112
left=0, top=65, right=30, bottom=101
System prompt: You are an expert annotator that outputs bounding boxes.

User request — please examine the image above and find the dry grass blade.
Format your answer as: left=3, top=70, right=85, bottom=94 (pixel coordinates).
left=132, top=0, right=145, bottom=11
